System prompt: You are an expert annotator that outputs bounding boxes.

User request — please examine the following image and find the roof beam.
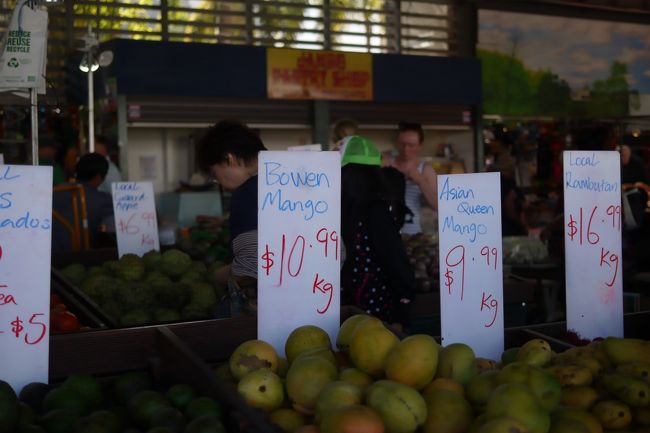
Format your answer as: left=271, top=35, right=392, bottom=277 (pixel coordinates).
left=472, top=0, right=650, bottom=25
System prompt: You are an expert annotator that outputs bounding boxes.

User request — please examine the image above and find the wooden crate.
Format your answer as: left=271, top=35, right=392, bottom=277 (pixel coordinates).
left=49, top=325, right=283, bottom=433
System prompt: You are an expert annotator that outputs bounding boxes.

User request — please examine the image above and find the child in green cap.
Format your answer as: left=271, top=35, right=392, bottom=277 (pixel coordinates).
left=340, top=136, right=415, bottom=326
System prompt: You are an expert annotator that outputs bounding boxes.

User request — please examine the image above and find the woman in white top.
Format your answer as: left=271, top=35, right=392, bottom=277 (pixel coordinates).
left=383, top=121, right=438, bottom=235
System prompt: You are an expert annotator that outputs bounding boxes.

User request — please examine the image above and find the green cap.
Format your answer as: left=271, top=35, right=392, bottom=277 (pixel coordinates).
left=339, top=135, right=381, bottom=167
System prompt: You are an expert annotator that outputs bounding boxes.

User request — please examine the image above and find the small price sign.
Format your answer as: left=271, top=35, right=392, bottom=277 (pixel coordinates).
left=563, top=151, right=623, bottom=339
left=112, top=182, right=160, bottom=257
left=437, top=172, right=504, bottom=359
left=0, top=165, right=53, bottom=392
left=258, top=151, right=341, bottom=354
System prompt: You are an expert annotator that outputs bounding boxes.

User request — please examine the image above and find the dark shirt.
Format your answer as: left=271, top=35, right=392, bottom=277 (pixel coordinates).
left=342, top=200, right=415, bottom=306
left=622, top=155, right=649, bottom=185
left=229, top=175, right=259, bottom=278
left=230, top=175, right=258, bottom=240
left=52, top=183, right=114, bottom=252
left=501, top=176, right=527, bottom=236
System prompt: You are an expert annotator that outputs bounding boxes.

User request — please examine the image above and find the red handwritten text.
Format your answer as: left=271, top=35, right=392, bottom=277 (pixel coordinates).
left=480, top=292, right=499, bottom=328
left=312, top=273, right=334, bottom=314
left=444, top=245, right=465, bottom=301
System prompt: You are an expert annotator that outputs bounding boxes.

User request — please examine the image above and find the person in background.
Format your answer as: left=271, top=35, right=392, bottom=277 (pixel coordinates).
left=340, top=136, right=415, bottom=328
left=96, top=136, right=123, bottom=194
left=198, top=120, right=267, bottom=308
left=382, top=121, right=438, bottom=235
left=332, top=118, right=358, bottom=145
left=38, top=138, right=66, bottom=185
left=52, top=153, right=115, bottom=252
left=62, top=145, right=79, bottom=182
left=487, top=127, right=528, bottom=236
left=381, top=166, right=411, bottom=231
left=619, top=145, right=649, bottom=188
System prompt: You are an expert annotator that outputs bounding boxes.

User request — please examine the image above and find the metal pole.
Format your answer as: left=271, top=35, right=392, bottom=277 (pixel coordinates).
left=30, top=87, right=39, bottom=165
left=88, top=63, right=95, bottom=153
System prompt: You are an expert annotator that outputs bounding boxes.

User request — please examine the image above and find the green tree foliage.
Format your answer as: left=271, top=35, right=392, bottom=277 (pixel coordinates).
left=253, top=0, right=309, bottom=44
left=478, top=49, right=536, bottom=115
left=73, top=0, right=162, bottom=41
left=586, top=61, right=639, bottom=118
left=480, top=49, right=637, bottom=119
left=535, top=71, right=571, bottom=116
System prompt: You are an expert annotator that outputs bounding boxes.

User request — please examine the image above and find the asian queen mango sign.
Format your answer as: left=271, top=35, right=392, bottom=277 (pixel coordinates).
left=267, top=48, right=372, bottom=101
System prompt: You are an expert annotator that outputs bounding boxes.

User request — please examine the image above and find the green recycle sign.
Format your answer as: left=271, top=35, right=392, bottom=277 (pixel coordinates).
left=7, top=58, right=19, bottom=68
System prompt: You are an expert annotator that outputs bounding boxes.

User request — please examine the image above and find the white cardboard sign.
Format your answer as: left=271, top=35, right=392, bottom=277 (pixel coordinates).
left=112, top=182, right=160, bottom=257
left=0, top=1, right=48, bottom=91
left=438, top=172, right=504, bottom=359
left=0, top=164, right=52, bottom=392
left=563, top=151, right=623, bottom=339
left=287, top=144, right=322, bottom=152
left=258, top=151, right=341, bottom=355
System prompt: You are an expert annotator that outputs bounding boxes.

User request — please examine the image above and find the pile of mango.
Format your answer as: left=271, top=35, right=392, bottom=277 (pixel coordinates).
left=216, top=314, right=650, bottom=433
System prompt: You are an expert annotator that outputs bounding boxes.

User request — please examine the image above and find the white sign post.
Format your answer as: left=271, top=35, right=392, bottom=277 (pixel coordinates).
left=438, top=172, right=504, bottom=359
left=0, top=165, right=53, bottom=392
left=564, top=151, right=623, bottom=339
left=0, top=1, right=49, bottom=166
left=112, top=182, right=160, bottom=257
left=258, top=151, right=341, bottom=355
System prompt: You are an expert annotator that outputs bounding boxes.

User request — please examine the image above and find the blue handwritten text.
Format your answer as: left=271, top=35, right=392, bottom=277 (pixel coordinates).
left=439, top=177, right=475, bottom=201
left=264, top=162, right=331, bottom=188
left=262, top=188, right=328, bottom=221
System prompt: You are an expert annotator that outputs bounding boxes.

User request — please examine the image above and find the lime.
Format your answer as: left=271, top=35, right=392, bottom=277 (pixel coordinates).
left=43, top=386, right=87, bottom=417
left=166, top=384, right=196, bottom=410
left=19, top=383, right=50, bottom=414
left=74, top=417, right=116, bottom=433
left=127, top=390, right=170, bottom=428
left=113, top=372, right=152, bottom=405
left=19, top=401, right=36, bottom=425
left=87, top=409, right=123, bottom=433
left=62, top=375, right=104, bottom=411
left=38, top=409, right=77, bottom=433
left=183, top=415, right=226, bottom=433
left=184, top=397, right=222, bottom=421
left=149, top=406, right=185, bottom=432
left=0, top=380, right=20, bottom=433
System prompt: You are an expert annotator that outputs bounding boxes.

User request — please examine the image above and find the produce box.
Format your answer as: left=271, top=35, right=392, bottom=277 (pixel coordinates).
left=46, top=324, right=282, bottom=433
left=521, top=311, right=650, bottom=345
left=52, top=248, right=231, bottom=329
left=50, top=277, right=109, bottom=332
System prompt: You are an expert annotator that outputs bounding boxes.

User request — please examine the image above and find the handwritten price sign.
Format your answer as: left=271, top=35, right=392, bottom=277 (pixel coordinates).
left=258, top=151, right=341, bottom=354
left=438, top=172, right=504, bottom=359
left=0, top=165, right=52, bottom=392
left=112, top=182, right=160, bottom=257
left=564, top=151, right=623, bottom=339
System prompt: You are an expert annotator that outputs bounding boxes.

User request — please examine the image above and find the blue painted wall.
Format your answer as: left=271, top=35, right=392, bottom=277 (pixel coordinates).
left=72, top=39, right=481, bottom=105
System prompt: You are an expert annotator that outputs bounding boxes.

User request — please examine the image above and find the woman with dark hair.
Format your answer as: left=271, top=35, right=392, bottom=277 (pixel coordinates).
left=197, top=120, right=267, bottom=304
left=340, top=136, right=415, bottom=326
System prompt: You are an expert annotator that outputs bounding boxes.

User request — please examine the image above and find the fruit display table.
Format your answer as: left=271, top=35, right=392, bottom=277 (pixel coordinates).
left=40, top=307, right=650, bottom=433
